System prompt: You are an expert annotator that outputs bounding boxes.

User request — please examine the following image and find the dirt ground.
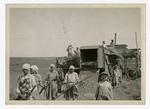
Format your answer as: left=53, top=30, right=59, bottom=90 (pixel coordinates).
left=78, top=71, right=141, bottom=100
left=9, top=57, right=141, bottom=100
left=56, top=70, right=141, bottom=100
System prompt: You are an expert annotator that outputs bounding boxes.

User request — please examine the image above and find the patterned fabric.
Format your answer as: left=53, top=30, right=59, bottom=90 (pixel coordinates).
left=33, top=73, right=45, bottom=100
left=64, top=72, right=79, bottom=84
left=16, top=73, right=38, bottom=100
left=34, top=73, right=41, bottom=86
left=95, top=81, right=113, bottom=100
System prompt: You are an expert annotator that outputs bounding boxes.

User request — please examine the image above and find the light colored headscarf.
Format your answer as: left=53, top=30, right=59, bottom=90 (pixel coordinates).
left=22, top=63, right=30, bottom=70
left=30, top=65, right=39, bottom=72
left=50, top=64, right=55, bottom=68
left=69, top=65, right=75, bottom=70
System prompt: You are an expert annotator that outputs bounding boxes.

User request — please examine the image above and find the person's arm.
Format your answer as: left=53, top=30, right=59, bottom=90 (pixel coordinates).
left=16, top=75, right=21, bottom=94
left=38, top=74, right=42, bottom=86
left=96, top=69, right=100, bottom=74
left=61, top=71, right=65, bottom=81
left=28, top=76, right=37, bottom=93
left=75, top=73, right=80, bottom=83
left=55, top=71, right=59, bottom=81
left=45, top=73, right=49, bottom=85
left=64, top=73, right=68, bottom=84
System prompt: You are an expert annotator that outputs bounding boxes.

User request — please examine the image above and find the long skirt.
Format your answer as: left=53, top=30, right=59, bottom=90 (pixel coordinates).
left=46, top=81, right=58, bottom=100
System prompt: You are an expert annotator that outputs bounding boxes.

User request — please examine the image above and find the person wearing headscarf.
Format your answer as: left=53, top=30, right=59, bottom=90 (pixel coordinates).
left=16, top=63, right=37, bottom=100
left=112, top=65, right=121, bottom=88
left=30, top=65, right=42, bottom=90
left=30, top=65, right=43, bottom=99
left=45, top=64, right=59, bottom=100
left=95, top=72, right=113, bottom=100
left=64, top=65, right=80, bottom=100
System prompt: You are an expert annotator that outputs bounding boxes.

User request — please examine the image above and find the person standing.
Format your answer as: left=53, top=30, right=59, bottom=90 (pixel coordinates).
left=16, top=63, right=37, bottom=100
left=56, top=66, right=65, bottom=93
left=30, top=65, right=43, bottom=99
left=45, top=64, right=59, bottom=100
left=113, top=65, right=121, bottom=88
left=64, top=65, right=80, bottom=100
left=95, top=72, right=113, bottom=100
left=30, top=65, right=42, bottom=89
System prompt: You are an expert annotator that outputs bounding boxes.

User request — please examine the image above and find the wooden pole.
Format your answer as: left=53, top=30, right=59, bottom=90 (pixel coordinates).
left=114, top=33, right=117, bottom=45
left=135, top=32, right=139, bottom=79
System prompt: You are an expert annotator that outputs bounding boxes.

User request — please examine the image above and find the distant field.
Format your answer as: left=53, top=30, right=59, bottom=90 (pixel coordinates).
left=9, top=57, right=141, bottom=100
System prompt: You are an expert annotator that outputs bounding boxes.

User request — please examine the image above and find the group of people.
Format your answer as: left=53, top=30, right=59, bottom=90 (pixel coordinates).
left=15, top=63, right=122, bottom=101
left=16, top=63, right=80, bottom=100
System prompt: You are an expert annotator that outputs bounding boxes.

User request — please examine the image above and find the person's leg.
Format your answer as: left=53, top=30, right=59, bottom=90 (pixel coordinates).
left=65, top=89, right=70, bottom=100
left=51, top=83, right=58, bottom=100
left=70, top=87, right=74, bottom=100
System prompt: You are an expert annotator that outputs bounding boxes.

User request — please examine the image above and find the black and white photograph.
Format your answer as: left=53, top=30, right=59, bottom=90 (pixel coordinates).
left=6, top=4, right=146, bottom=104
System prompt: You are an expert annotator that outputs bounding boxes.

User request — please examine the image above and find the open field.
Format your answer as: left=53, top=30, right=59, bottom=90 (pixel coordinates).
left=9, top=57, right=141, bottom=100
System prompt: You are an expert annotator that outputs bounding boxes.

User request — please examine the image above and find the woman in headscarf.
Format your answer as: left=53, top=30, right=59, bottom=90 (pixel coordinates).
left=16, top=63, right=37, bottom=100
left=30, top=65, right=42, bottom=89
left=64, top=65, right=80, bottom=100
left=45, top=64, right=59, bottom=100
left=30, top=65, right=43, bottom=99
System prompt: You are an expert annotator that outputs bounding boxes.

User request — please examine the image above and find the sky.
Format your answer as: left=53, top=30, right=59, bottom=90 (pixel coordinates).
left=9, top=8, right=141, bottom=57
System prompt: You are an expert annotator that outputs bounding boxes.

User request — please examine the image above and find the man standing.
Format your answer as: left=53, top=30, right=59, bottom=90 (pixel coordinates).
left=64, top=65, right=80, bottom=100
left=16, top=63, right=37, bottom=100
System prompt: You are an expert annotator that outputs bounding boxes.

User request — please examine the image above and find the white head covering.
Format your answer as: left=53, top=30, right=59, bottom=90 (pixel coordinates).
left=69, top=65, right=75, bottom=70
left=22, top=63, right=30, bottom=70
left=30, top=65, right=39, bottom=72
left=50, top=64, right=55, bottom=68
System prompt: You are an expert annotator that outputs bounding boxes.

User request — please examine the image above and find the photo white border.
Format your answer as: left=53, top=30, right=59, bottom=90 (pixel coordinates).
left=0, top=0, right=149, bottom=109
left=5, top=4, right=146, bottom=105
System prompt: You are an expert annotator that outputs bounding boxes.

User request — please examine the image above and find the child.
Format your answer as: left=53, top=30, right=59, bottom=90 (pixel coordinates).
left=95, top=72, right=113, bottom=100
left=113, top=65, right=121, bottom=88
